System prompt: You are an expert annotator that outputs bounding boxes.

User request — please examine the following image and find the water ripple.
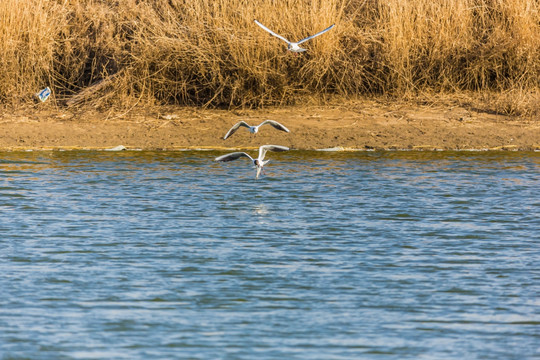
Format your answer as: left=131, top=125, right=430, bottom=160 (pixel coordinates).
left=0, top=151, right=538, bottom=359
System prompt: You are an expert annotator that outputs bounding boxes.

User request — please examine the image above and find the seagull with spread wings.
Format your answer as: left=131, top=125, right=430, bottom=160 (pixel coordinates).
left=215, top=145, right=289, bottom=179
left=254, top=20, right=335, bottom=53
left=223, top=120, right=290, bottom=140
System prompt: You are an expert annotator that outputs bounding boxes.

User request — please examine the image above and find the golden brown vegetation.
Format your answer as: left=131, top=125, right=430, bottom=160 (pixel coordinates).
left=0, top=0, right=538, bottom=114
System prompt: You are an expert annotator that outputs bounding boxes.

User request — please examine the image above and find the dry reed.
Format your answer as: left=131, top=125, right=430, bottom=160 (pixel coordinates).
left=0, top=0, right=538, bottom=113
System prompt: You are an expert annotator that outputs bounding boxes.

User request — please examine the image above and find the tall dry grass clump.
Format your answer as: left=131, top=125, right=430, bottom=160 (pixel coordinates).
left=377, top=0, right=540, bottom=93
left=0, top=0, right=60, bottom=102
left=129, top=0, right=348, bottom=107
left=0, top=0, right=538, bottom=112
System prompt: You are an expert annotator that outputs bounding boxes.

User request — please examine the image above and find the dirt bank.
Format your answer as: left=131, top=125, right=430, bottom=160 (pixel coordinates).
left=1, top=99, right=539, bottom=151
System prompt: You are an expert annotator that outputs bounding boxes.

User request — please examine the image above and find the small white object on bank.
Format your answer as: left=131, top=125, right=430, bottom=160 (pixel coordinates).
left=36, top=87, right=51, bottom=102
left=105, top=145, right=127, bottom=151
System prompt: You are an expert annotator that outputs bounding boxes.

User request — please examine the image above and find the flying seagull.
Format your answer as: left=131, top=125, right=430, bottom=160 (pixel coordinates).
left=215, top=145, right=289, bottom=179
left=223, top=120, right=290, bottom=140
left=254, top=19, right=335, bottom=53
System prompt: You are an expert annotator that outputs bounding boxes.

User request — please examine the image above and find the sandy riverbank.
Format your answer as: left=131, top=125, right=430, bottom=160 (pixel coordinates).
left=1, top=99, right=539, bottom=151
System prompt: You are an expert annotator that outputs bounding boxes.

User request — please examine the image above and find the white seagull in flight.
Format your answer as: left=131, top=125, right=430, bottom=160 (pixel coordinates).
left=223, top=120, right=290, bottom=140
left=254, top=20, right=335, bottom=53
left=215, top=145, right=289, bottom=179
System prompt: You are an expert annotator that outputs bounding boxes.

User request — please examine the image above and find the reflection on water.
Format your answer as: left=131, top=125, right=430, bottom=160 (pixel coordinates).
left=1, top=150, right=539, bottom=359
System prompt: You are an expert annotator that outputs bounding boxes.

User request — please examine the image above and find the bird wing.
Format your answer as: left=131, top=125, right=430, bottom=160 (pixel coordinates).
left=215, top=152, right=253, bottom=162
left=254, top=20, right=290, bottom=44
left=260, top=120, right=290, bottom=133
left=258, top=145, right=289, bottom=161
left=297, top=24, right=335, bottom=44
left=223, top=121, right=251, bottom=140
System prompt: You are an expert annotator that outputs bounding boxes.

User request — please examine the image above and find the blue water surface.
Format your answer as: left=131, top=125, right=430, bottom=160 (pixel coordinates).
left=0, top=150, right=539, bottom=359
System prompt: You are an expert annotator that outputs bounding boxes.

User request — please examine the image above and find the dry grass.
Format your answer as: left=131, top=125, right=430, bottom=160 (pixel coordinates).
left=0, top=0, right=538, bottom=113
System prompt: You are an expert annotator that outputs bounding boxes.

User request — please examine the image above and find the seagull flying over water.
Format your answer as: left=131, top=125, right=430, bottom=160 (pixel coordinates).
left=215, top=145, right=289, bottom=179
left=254, top=20, right=335, bottom=53
left=223, top=120, right=290, bottom=140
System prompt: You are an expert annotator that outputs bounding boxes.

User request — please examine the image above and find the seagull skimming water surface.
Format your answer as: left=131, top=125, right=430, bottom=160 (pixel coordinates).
left=214, top=145, right=289, bottom=179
